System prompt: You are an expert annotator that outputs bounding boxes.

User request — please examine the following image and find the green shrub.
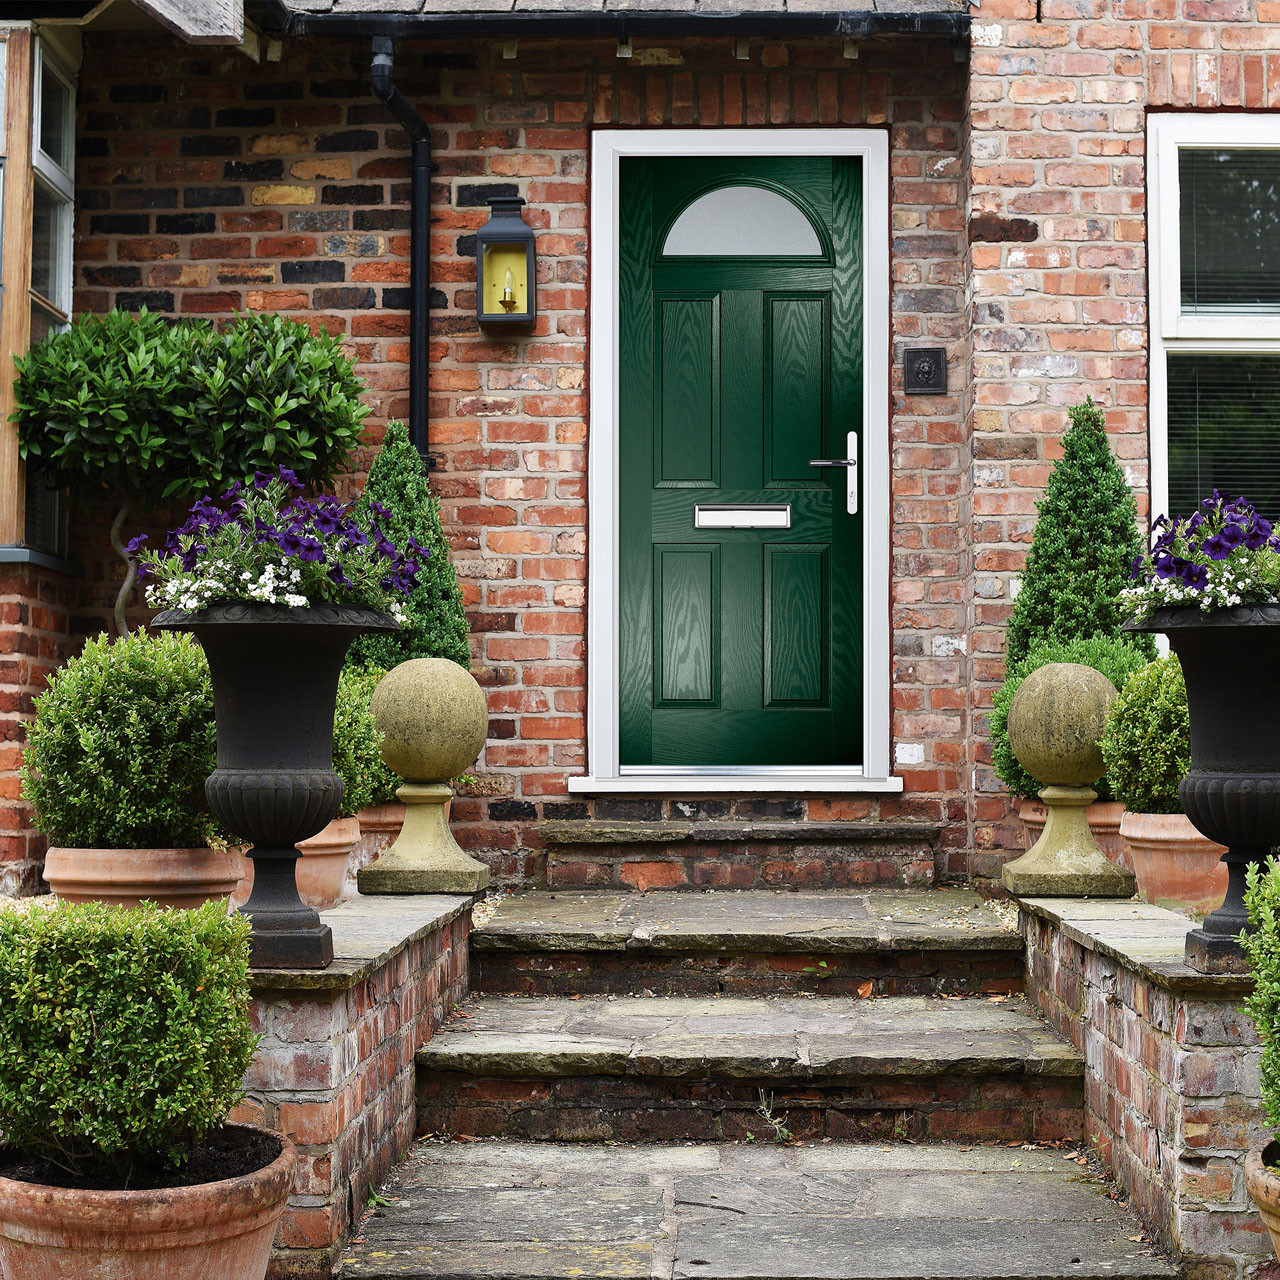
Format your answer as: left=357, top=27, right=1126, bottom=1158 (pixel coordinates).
left=20, top=631, right=219, bottom=849
left=990, top=634, right=1151, bottom=801
left=15, top=308, right=369, bottom=634
left=1006, top=397, right=1155, bottom=667
left=1244, top=859, right=1280, bottom=1134
left=346, top=420, right=471, bottom=672
left=333, top=665, right=400, bottom=816
left=0, top=899, right=256, bottom=1182
left=1100, top=656, right=1190, bottom=815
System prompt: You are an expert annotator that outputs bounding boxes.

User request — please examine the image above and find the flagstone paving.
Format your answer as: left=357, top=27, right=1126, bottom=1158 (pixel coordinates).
left=341, top=1141, right=1178, bottom=1279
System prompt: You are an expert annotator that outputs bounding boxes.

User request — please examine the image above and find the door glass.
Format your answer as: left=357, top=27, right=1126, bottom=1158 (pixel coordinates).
left=662, top=185, right=822, bottom=257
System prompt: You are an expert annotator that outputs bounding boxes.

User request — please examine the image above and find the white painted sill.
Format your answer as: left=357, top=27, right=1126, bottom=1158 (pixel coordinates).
left=566, top=772, right=906, bottom=795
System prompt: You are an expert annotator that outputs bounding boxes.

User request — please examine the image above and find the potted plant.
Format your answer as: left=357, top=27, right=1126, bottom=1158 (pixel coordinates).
left=1100, top=655, right=1227, bottom=915
left=15, top=308, right=369, bottom=635
left=1004, top=397, right=1155, bottom=667
left=990, top=633, right=1150, bottom=868
left=21, top=629, right=240, bottom=907
left=1124, top=491, right=1280, bottom=970
left=138, top=468, right=417, bottom=969
left=345, top=420, right=473, bottom=852
left=0, top=898, right=295, bottom=1280
left=231, top=664, right=400, bottom=911
left=1241, top=859, right=1280, bottom=1253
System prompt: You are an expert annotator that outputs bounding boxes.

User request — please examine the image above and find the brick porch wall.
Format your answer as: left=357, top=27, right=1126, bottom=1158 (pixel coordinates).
left=63, top=29, right=976, bottom=888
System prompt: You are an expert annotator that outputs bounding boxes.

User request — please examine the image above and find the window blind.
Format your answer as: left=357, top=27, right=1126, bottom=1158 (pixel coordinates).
left=1168, top=354, right=1280, bottom=519
left=1180, top=148, right=1280, bottom=313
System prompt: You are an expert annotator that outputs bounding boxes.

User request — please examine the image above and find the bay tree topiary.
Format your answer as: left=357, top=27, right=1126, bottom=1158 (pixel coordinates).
left=1100, top=656, right=1190, bottom=815
left=14, top=308, right=369, bottom=635
left=1243, top=859, right=1280, bottom=1132
left=1005, top=396, right=1155, bottom=667
left=990, top=634, right=1151, bottom=801
left=0, top=899, right=257, bottom=1184
left=346, top=420, right=471, bottom=671
left=20, top=630, right=219, bottom=850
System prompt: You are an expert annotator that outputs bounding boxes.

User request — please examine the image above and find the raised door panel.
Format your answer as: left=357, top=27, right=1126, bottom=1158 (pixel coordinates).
left=765, top=294, right=828, bottom=488
left=764, top=544, right=827, bottom=706
left=653, top=544, right=719, bottom=706
left=654, top=294, right=719, bottom=488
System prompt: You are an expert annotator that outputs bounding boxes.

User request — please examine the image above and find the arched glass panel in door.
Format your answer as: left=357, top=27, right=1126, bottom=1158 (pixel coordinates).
left=661, top=184, right=823, bottom=257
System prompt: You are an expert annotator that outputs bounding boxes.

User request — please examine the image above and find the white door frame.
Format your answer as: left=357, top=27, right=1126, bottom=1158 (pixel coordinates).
left=570, top=127, right=900, bottom=795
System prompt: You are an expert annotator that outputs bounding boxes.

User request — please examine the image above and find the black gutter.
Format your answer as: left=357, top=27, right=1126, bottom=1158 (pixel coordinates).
left=369, top=35, right=433, bottom=460
left=285, top=8, right=967, bottom=39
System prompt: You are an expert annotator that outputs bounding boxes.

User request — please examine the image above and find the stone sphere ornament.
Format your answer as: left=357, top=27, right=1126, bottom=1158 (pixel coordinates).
left=358, top=659, right=491, bottom=897
left=1001, top=662, right=1134, bottom=900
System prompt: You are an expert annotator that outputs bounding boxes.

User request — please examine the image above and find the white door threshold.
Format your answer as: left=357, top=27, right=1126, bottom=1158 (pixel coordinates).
left=566, top=772, right=905, bottom=795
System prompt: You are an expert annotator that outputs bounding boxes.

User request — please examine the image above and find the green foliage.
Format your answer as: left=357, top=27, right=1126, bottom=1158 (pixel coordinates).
left=15, top=308, right=368, bottom=507
left=990, top=634, right=1151, bottom=801
left=1243, top=859, right=1280, bottom=1135
left=1100, top=656, right=1190, bottom=815
left=333, top=665, right=400, bottom=816
left=346, top=421, right=471, bottom=671
left=0, top=899, right=256, bottom=1181
left=20, top=631, right=218, bottom=849
left=1005, top=397, right=1155, bottom=666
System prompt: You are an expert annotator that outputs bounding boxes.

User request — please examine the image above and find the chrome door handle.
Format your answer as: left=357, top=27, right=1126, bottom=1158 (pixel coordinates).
left=808, top=432, right=857, bottom=516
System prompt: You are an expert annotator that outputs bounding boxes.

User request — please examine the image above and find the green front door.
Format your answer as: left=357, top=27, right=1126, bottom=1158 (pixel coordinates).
left=619, top=156, right=864, bottom=768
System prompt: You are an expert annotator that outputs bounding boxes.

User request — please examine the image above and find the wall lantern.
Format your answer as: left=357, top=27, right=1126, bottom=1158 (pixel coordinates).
left=476, top=195, right=536, bottom=328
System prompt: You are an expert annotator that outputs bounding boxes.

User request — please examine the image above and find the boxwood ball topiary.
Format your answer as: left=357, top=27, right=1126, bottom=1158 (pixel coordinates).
left=371, top=658, right=487, bottom=784
left=1008, top=662, right=1118, bottom=788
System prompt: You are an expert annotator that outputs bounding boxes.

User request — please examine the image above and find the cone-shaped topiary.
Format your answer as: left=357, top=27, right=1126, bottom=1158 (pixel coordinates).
left=346, top=421, right=471, bottom=671
left=1005, top=397, right=1155, bottom=667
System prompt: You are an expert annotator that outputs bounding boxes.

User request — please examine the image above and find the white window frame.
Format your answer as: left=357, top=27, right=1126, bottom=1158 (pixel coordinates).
left=572, top=128, right=899, bottom=796
left=30, top=38, right=74, bottom=328
left=1149, top=113, right=1280, bottom=522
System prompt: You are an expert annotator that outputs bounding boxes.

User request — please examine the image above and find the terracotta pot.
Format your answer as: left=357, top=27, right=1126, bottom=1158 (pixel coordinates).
left=1018, top=798, right=1133, bottom=873
left=1120, top=810, right=1229, bottom=917
left=0, top=1123, right=296, bottom=1280
left=1246, top=1142, right=1280, bottom=1261
left=44, top=847, right=242, bottom=909
left=231, top=816, right=362, bottom=913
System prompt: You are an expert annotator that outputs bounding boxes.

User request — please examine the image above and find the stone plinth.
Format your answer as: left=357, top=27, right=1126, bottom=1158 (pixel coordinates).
left=1019, top=898, right=1263, bottom=1280
left=233, top=895, right=471, bottom=1279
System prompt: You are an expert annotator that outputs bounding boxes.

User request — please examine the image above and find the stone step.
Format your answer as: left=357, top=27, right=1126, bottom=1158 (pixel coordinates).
left=473, top=889, right=1024, bottom=997
left=542, top=819, right=940, bottom=891
left=415, top=993, right=1083, bottom=1144
left=342, top=1140, right=1177, bottom=1280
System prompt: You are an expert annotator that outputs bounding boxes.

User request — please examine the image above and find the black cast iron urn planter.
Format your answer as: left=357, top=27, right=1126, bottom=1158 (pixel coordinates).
left=154, top=602, right=398, bottom=969
left=1127, top=604, right=1280, bottom=973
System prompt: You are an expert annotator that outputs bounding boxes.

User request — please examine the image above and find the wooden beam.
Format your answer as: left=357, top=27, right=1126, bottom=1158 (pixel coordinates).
left=130, top=0, right=244, bottom=45
left=0, top=29, right=34, bottom=547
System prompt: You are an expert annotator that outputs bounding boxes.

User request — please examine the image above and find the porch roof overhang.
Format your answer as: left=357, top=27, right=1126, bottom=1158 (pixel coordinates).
left=257, top=0, right=968, bottom=41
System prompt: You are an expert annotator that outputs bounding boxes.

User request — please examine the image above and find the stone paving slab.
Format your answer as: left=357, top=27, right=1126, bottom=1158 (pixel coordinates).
left=341, top=1142, right=1176, bottom=1279
left=417, top=994, right=1082, bottom=1081
left=475, top=889, right=1020, bottom=954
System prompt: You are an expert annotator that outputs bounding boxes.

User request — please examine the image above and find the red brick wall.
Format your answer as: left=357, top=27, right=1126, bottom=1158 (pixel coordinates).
left=66, top=28, right=976, bottom=887
left=961, top=0, right=1280, bottom=870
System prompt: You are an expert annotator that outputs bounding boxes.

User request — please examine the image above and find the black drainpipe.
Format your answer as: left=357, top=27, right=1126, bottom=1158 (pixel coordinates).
left=369, top=36, right=432, bottom=460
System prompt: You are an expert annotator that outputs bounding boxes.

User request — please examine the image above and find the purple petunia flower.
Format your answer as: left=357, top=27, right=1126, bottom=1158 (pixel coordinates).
left=1202, top=534, right=1234, bottom=561
left=1181, top=561, right=1209, bottom=589
left=298, top=538, right=326, bottom=563
left=125, top=534, right=148, bottom=555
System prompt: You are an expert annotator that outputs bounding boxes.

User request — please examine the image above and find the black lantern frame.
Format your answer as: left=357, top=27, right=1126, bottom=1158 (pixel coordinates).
left=476, top=195, right=537, bottom=328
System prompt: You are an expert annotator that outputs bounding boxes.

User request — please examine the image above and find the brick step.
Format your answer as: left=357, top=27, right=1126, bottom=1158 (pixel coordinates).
left=343, top=1140, right=1176, bottom=1280
left=474, top=888, right=1024, bottom=997
left=415, top=994, right=1083, bottom=1144
left=541, top=819, right=940, bottom=890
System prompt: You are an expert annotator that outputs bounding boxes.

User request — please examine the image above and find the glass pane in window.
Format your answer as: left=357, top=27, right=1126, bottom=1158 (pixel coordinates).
left=662, top=185, right=823, bottom=257
left=1180, top=148, right=1280, bottom=313
left=31, top=183, right=61, bottom=305
left=1168, top=354, right=1280, bottom=518
left=39, top=61, right=72, bottom=173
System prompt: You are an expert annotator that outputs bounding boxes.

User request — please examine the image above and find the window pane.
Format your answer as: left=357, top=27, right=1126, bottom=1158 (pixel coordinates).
left=662, top=186, right=823, bottom=257
left=1180, top=148, right=1280, bottom=313
left=1168, top=354, right=1280, bottom=518
left=30, top=298, right=64, bottom=347
left=31, top=183, right=62, bottom=305
left=39, top=61, right=72, bottom=173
